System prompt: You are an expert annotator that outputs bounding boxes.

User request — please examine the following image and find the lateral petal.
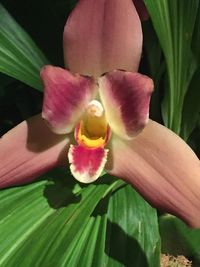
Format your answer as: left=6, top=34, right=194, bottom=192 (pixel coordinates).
left=68, top=145, right=108, bottom=183
left=63, top=0, right=142, bottom=77
left=41, top=65, right=97, bottom=134
left=0, top=114, right=69, bottom=188
left=99, top=70, right=153, bottom=140
left=107, top=120, right=200, bottom=228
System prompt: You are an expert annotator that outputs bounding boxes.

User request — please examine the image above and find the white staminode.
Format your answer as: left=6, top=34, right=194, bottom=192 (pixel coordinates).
left=87, top=100, right=104, bottom=117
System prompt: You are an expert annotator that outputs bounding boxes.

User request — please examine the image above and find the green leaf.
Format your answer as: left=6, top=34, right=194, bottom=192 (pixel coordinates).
left=0, top=4, right=49, bottom=91
left=106, top=185, right=160, bottom=267
left=144, top=0, right=198, bottom=134
left=181, top=69, right=200, bottom=140
left=192, top=3, right=200, bottom=65
left=181, top=4, right=200, bottom=140
left=159, top=215, right=200, bottom=266
left=143, top=21, right=163, bottom=81
left=0, top=169, right=160, bottom=266
left=0, top=170, right=119, bottom=266
left=143, top=21, right=165, bottom=123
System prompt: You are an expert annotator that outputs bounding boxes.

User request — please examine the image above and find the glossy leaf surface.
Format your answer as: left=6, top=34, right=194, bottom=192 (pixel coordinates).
left=144, top=0, right=198, bottom=134
left=106, top=185, right=160, bottom=267
left=0, top=4, right=48, bottom=91
left=0, top=169, right=160, bottom=266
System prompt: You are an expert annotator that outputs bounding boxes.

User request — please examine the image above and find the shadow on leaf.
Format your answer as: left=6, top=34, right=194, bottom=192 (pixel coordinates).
left=105, top=220, right=149, bottom=267
left=43, top=168, right=81, bottom=209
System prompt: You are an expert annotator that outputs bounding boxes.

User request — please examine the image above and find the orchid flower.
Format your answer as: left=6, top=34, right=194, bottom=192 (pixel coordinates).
left=0, top=0, right=200, bottom=228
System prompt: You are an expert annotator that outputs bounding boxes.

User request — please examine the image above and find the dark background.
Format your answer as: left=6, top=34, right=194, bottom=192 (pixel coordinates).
left=0, top=0, right=77, bottom=135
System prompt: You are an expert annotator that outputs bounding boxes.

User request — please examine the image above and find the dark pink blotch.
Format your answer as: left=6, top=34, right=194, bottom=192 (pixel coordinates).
left=105, top=70, right=153, bottom=136
left=71, top=145, right=105, bottom=176
left=41, top=65, right=96, bottom=133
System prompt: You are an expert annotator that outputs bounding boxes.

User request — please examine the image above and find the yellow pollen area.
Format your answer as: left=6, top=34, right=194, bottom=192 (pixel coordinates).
left=77, top=101, right=108, bottom=148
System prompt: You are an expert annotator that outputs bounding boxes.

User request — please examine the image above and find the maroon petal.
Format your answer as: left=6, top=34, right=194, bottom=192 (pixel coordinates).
left=41, top=65, right=97, bottom=134
left=107, top=120, right=200, bottom=228
left=99, top=70, right=153, bottom=140
left=0, top=114, right=69, bottom=188
left=63, top=0, right=142, bottom=77
left=68, top=145, right=108, bottom=183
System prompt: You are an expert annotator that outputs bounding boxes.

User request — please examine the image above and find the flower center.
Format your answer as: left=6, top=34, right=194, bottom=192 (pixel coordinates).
left=76, top=100, right=110, bottom=148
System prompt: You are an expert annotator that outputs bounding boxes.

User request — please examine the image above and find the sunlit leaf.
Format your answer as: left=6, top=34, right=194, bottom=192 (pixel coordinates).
left=144, top=0, right=198, bottom=134
left=0, top=169, right=160, bottom=266
left=0, top=4, right=48, bottom=91
left=0, top=170, right=119, bottom=266
left=105, top=185, right=160, bottom=267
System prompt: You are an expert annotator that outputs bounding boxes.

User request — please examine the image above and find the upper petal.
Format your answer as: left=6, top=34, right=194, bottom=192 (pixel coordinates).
left=107, top=120, right=200, bottom=228
left=63, top=0, right=142, bottom=77
left=0, top=114, right=69, bottom=189
left=99, top=70, right=153, bottom=140
left=41, top=65, right=97, bottom=134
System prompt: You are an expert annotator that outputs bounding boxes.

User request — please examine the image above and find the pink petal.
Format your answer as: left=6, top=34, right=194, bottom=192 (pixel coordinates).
left=68, top=145, right=108, bottom=183
left=107, top=120, right=200, bottom=228
left=41, top=65, right=97, bottom=134
left=133, top=0, right=149, bottom=21
left=99, top=70, right=153, bottom=140
left=63, top=0, right=142, bottom=77
left=0, top=114, right=69, bottom=188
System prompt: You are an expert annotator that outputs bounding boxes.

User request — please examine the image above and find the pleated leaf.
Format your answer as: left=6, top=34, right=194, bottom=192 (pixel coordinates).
left=181, top=69, right=200, bottom=140
left=0, top=169, right=160, bottom=267
left=0, top=4, right=48, bottom=91
left=143, top=21, right=164, bottom=123
left=181, top=3, right=200, bottom=140
left=192, top=3, right=200, bottom=65
left=105, top=185, right=160, bottom=267
left=144, top=0, right=198, bottom=134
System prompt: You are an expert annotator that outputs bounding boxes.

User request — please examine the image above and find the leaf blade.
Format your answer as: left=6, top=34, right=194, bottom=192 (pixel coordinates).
left=144, top=0, right=198, bottom=134
left=0, top=4, right=49, bottom=90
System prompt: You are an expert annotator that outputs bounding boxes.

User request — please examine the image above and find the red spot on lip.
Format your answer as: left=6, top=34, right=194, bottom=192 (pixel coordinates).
left=71, top=145, right=105, bottom=174
left=68, top=144, right=108, bottom=182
